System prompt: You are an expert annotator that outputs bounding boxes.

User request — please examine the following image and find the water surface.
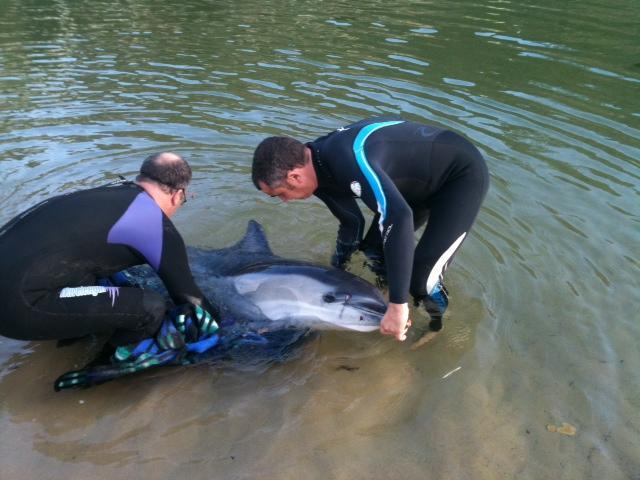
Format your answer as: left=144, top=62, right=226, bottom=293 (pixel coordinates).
left=1, top=1, right=639, bottom=478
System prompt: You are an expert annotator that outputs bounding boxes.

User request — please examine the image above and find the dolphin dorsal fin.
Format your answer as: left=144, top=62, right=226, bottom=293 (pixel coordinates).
left=232, top=220, right=273, bottom=255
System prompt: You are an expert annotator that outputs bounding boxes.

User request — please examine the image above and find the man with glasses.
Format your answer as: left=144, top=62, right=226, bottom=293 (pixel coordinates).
left=0, top=152, right=219, bottom=389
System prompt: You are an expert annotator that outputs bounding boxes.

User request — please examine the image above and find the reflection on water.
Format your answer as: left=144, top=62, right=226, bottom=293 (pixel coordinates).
left=1, top=0, right=639, bottom=478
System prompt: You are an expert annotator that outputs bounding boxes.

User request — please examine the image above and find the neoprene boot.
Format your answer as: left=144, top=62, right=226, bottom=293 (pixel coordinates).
left=415, top=281, right=449, bottom=332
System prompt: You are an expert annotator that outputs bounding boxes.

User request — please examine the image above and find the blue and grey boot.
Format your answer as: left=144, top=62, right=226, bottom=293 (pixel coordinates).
left=415, top=281, right=449, bottom=332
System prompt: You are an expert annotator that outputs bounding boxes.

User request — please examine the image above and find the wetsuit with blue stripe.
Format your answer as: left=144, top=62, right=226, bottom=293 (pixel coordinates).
left=0, top=182, right=215, bottom=345
left=308, top=117, right=489, bottom=327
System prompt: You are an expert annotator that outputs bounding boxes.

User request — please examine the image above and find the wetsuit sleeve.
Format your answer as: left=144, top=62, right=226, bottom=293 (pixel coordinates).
left=355, top=166, right=415, bottom=304
left=157, top=221, right=218, bottom=316
left=314, top=189, right=365, bottom=247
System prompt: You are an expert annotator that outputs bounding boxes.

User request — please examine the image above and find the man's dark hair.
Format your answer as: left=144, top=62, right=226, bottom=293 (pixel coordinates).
left=252, top=136, right=307, bottom=189
left=137, top=152, right=192, bottom=192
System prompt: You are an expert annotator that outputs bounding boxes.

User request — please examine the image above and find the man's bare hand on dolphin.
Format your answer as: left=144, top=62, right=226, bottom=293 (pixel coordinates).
left=380, top=303, right=411, bottom=341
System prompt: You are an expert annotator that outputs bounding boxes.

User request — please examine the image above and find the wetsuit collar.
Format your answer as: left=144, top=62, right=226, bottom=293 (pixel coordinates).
left=307, top=141, right=334, bottom=189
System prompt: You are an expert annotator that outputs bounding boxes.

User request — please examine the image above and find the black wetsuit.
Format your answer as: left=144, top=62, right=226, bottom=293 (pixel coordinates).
left=0, top=182, right=214, bottom=345
left=308, top=117, right=489, bottom=321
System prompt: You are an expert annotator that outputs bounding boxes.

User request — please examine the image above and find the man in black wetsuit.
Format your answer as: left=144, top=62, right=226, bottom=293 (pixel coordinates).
left=252, top=117, right=489, bottom=342
left=0, top=152, right=219, bottom=388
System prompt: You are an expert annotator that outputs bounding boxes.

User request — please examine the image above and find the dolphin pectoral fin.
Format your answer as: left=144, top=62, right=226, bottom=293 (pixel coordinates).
left=233, top=332, right=270, bottom=346
left=218, top=327, right=313, bottom=364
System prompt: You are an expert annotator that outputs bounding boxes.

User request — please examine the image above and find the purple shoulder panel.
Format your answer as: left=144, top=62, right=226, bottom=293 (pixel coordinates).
left=107, top=192, right=163, bottom=270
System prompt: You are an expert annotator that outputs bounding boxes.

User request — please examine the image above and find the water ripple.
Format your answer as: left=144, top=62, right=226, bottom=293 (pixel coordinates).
left=1, top=0, right=639, bottom=476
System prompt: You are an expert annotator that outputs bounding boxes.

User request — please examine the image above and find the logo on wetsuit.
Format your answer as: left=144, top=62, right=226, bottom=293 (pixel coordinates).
left=383, top=224, right=394, bottom=246
left=59, top=286, right=121, bottom=307
left=350, top=181, right=362, bottom=197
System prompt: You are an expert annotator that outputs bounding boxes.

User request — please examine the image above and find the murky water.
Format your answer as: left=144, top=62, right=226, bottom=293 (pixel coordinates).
left=1, top=0, right=639, bottom=478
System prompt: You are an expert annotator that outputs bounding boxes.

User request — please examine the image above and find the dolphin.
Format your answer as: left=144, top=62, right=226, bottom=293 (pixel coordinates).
left=187, top=220, right=387, bottom=334
left=54, top=220, right=386, bottom=390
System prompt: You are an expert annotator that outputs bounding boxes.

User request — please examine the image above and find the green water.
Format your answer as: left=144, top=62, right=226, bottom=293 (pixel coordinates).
left=1, top=1, right=639, bottom=479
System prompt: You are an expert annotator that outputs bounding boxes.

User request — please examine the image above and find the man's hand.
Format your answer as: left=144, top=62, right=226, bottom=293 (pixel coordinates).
left=380, top=302, right=411, bottom=341
left=330, top=240, right=359, bottom=269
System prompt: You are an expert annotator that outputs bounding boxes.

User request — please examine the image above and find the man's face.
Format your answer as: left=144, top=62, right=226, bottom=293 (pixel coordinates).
left=259, top=173, right=315, bottom=202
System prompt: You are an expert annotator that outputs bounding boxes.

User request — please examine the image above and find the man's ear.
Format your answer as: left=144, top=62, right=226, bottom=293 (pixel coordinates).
left=287, top=168, right=304, bottom=185
left=170, top=189, right=181, bottom=207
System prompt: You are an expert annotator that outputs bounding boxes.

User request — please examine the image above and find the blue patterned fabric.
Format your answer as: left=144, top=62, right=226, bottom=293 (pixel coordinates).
left=54, top=304, right=220, bottom=390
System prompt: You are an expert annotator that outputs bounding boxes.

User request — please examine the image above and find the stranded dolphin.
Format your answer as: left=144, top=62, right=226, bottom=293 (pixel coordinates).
left=54, top=220, right=387, bottom=390
left=188, top=219, right=387, bottom=333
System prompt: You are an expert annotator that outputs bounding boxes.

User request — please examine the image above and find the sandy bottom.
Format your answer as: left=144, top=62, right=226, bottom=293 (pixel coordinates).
left=1, top=288, right=637, bottom=480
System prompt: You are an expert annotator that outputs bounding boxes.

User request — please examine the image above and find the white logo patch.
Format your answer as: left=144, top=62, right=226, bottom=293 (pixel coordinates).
left=60, top=286, right=120, bottom=307
left=337, top=126, right=350, bottom=132
left=383, top=223, right=394, bottom=246
left=350, top=181, right=362, bottom=197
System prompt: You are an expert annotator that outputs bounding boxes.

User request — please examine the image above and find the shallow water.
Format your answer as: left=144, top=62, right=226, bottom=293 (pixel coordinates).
left=1, top=0, right=639, bottom=478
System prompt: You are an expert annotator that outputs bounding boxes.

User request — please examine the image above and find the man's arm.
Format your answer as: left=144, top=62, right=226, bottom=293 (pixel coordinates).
left=314, top=189, right=365, bottom=268
left=350, top=159, right=415, bottom=341
left=156, top=220, right=218, bottom=316
left=356, top=167, right=414, bottom=304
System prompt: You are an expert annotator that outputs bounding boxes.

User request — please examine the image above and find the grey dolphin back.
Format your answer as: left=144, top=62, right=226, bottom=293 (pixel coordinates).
left=187, top=220, right=278, bottom=277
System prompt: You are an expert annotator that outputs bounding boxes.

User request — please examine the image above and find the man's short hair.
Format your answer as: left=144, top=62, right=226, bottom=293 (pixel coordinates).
left=252, top=137, right=307, bottom=189
left=137, top=152, right=192, bottom=192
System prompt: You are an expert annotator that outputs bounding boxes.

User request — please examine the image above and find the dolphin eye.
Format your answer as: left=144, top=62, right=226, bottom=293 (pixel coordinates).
left=323, top=293, right=351, bottom=304
left=323, top=294, right=336, bottom=303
